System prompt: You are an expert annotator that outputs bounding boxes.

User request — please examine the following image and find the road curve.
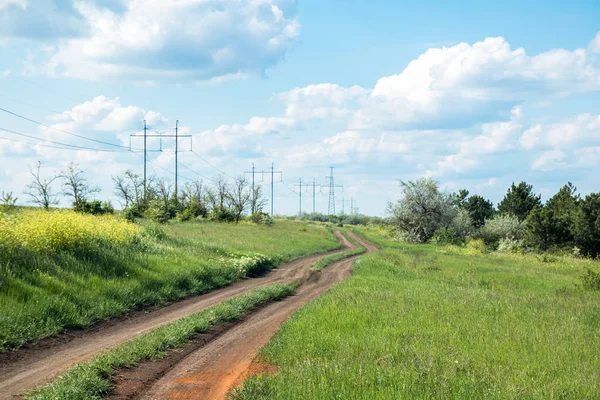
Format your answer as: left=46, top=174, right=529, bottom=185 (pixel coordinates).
left=134, top=231, right=375, bottom=400
left=0, top=231, right=353, bottom=400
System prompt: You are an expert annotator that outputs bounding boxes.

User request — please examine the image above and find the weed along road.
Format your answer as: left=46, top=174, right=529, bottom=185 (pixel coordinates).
left=0, top=231, right=357, bottom=400
left=125, top=232, right=376, bottom=400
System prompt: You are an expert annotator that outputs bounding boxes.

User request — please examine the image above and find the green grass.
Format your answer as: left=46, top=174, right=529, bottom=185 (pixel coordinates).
left=0, top=218, right=340, bottom=350
left=232, top=227, right=600, bottom=399
left=28, top=283, right=295, bottom=400
left=311, top=246, right=365, bottom=271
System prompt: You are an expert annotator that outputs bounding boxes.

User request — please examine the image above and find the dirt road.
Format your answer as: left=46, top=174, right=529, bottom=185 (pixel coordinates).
left=130, top=232, right=376, bottom=400
left=0, top=232, right=355, bottom=399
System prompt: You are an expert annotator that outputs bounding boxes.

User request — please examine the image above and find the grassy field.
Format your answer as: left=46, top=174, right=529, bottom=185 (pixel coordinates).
left=0, top=210, right=340, bottom=350
left=29, top=283, right=295, bottom=400
left=232, top=227, right=600, bottom=399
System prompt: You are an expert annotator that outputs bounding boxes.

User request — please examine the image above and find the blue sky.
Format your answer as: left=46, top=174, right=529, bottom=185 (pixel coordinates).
left=1, top=0, right=599, bottom=216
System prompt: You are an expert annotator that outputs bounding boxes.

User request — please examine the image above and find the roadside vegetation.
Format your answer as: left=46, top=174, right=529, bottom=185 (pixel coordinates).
left=232, top=227, right=600, bottom=399
left=29, top=283, right=295, bottom=400
left=0, top=210, right=339, bottom=350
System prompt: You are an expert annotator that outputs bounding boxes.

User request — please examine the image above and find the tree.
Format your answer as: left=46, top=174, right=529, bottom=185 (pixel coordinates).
left=498, top=182, right=541, bottom=222
left=24, top=161, right=59, bottom=210
left=112, top=170, right=147, bottom=212
left=523, top=206, right=554, bottom=251
left=228, top=176, right=252, bottom=223
left=545, top=182, right=579, bottom=245
left=59, top=162, right=100, bottom=211
left=387, top=178, right=456, bottom=243
left=250, top=184, right=268, bottom=215
left=462, top=195, right=495, bottom=228
left=452, top=189, right=470, bottom=208
left=572, top=193, right=600, bottom=257
left=524, top=183, right=579, bottom=251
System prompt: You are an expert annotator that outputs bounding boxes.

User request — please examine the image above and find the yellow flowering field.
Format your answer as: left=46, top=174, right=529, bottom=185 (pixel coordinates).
left=0, top=209, right=140, bottom=254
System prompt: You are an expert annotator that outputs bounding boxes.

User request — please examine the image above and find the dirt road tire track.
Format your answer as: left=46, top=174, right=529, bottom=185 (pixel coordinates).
left=127, top=231, right=375, bottom=400
left=0, top=231, right=353, bottom=400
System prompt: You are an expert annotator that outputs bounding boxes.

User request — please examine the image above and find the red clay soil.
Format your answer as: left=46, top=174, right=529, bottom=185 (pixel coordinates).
left=0, top=231, right=353, bottom=400
left=119, top=231, right=376, bottom=400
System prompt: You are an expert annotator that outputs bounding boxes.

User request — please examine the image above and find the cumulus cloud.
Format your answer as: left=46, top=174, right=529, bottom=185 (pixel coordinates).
left=11, top=0, right=300, bottom=82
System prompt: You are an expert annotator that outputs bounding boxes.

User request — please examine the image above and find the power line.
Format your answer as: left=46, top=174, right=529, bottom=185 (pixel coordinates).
left=0, top=106, right=140, bottom=150
left=0, top=135, right=125, bottom=152
left=191, top=150, right=235, bottom=179
left=0, top=126, right=128, bottom=152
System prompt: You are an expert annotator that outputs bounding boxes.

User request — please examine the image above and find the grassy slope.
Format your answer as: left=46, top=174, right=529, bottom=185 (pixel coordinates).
left=29, top=284, right=295, bottom=400
left=0, top=219, right=340, bottom=350
left=232, top=227, right=600, bottom=399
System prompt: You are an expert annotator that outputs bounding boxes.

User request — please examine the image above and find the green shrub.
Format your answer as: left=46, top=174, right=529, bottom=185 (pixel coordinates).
left=75, top=199, right=114, bottom=215
left=477, top=215, right=523, bottom=248
left=582, top=268, right=600, bottom=291
left=0, top=191, right=18, bottom=213
left=209, top=207, right=235, bottom=222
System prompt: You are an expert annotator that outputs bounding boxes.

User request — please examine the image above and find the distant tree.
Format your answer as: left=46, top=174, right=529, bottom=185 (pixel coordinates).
left=524, top=183, right=580, bottom=251
left=546, top=182, right=579, bottom=245
left=228, top=176, right=252, bottom=223
left=498, top=182, right=541, bottom=221
left=462, top=195, right=495, bottom=228
left=572, top=193, right=600, bottom=257
left=59, top=162, right=100, bottom=211
left=24, top=161, right=59, bottom=210
left=112, top=170, right=147, bottom=212
left=387, top=178, right=456, bottom=243
left=250, top=184, right=268, bottom=215
left=0, top=191, right=18, bottom=213
left=523, top=206, right=553, bottom=251
left=452, top=189, right=470, bottom=208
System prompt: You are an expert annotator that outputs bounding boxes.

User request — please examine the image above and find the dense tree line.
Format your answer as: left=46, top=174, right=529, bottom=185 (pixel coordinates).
left=387, top=178, right=600, bottom=258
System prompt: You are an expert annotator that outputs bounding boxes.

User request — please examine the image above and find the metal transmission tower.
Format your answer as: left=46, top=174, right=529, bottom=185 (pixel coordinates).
left=130, top=120, right=191, bottom=198
left=325, top=167, right=343, bottom=215
left=244, top=163, right=282, bottom=216
left=339, top=197, right=351, bottom=215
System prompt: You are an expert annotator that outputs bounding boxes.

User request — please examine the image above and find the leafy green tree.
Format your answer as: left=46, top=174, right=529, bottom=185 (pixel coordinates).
left=523, top=206, right=553, bottom=251
left=387, top=178, right=456, bottom=242
left=462, top=195, right=495, bottom=228
left=452, top=189, right=470, bottom=208
left=524, top=183, right=579, bottom=251
left=572, top=193, right=600, bottom=257
left=545, top=182, right=579, bottom=245
left=498, top=182, right=541, bottom=221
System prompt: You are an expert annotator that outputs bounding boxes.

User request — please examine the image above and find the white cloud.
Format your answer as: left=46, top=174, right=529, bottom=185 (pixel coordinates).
left=531, top=148, right=566, bottom=170
left=18, top=0, right=299, bottom=82
left=0, top=0, right=26, bottom=10
left=590, top=32, right=600, bottom=54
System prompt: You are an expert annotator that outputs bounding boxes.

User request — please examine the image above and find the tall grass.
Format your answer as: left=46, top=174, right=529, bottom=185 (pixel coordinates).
left=0, top=212, right=339, bottom=350
left=232, top=228, right=600, bottom=399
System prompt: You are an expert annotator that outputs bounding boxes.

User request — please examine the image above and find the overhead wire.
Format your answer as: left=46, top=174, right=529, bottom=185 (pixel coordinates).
left=0, top=106, right=143, bottom=151
left=0, top=127, right=129, bottom=152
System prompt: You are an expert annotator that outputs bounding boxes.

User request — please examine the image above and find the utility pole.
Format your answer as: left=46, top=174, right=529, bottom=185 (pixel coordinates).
left=245, top=163, right=282, bottom=216
left=298, top=179, right=302, bottom=216
left=244, top=163, right=256, bottom=213
left=143, top=120, right=147, bottom=198
left=350, top=197, right=354, bottom=215
left=130, top=121, right=191, bottom=195
left=339, top=197, right=351, bottom=215
left=324, top=167, right=343, bottom=215
left=312, top=178, right=316, bottom=213
left=175, top=120, right=179, bottom=200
